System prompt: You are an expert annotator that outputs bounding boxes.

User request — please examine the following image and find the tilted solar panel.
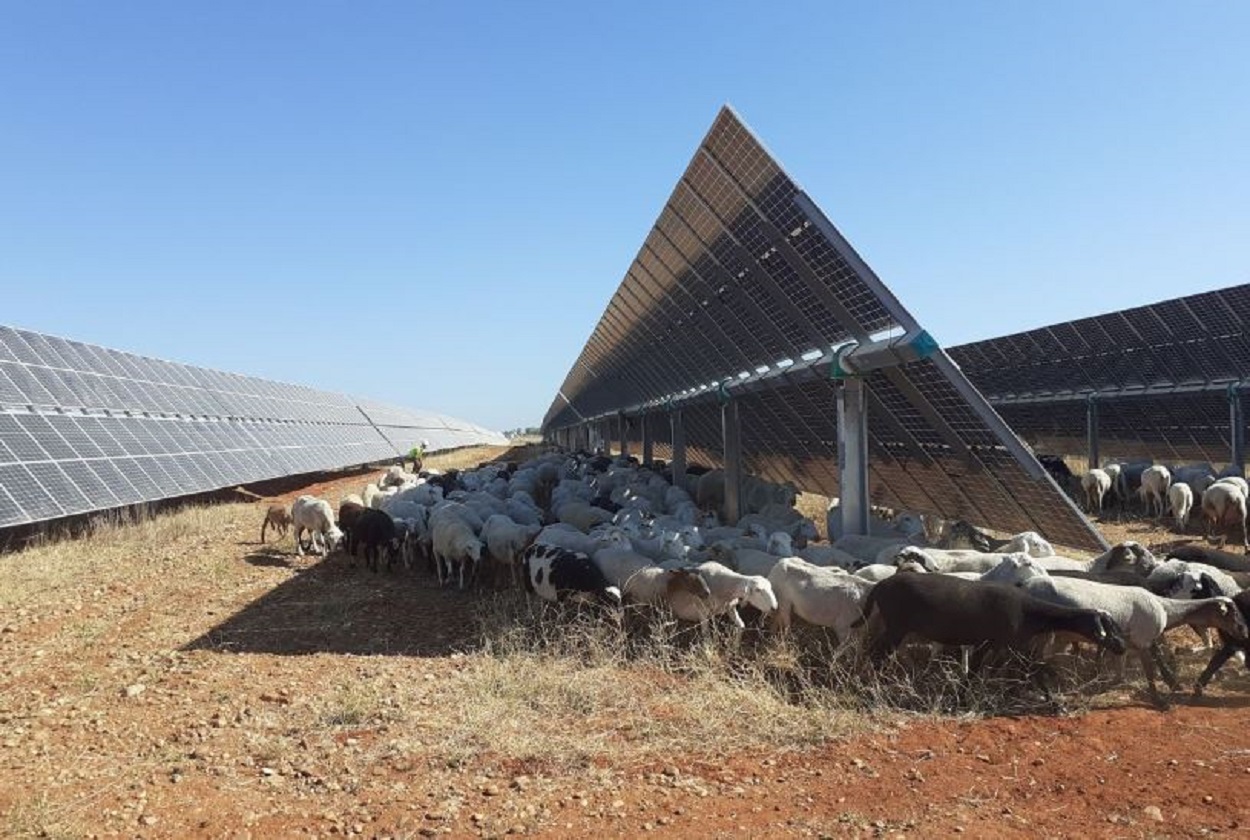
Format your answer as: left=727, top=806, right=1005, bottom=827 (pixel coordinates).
left=543, top=106, right=1105, bottom=552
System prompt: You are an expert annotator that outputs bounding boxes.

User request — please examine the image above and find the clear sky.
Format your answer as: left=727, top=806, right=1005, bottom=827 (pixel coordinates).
left=2, top=3, right=1247, bottom=432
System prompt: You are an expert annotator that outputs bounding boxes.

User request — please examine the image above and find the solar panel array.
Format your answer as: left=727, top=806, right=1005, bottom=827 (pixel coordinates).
left=543, top=106, right=1105, bottom=552
left=0, top=325, right=507, bottom=528
left=948, top=284, right=1250, bottom=464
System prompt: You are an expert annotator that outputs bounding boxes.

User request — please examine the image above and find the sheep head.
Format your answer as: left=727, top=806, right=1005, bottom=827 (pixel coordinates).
left=745, top=577, right=778, bottom=613
left=893, top=546, right=935, bottom=572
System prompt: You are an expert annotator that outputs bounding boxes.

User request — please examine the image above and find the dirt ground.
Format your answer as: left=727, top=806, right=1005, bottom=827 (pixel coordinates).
left=1, top=447, right=1248, bottom=839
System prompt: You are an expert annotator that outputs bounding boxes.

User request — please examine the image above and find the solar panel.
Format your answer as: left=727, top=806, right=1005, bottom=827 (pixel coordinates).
left=949, top=284, right=1250, bottom=465
left=543, top=105, right=1104, bottom=551
left=0, top=325, right=508, bottom=528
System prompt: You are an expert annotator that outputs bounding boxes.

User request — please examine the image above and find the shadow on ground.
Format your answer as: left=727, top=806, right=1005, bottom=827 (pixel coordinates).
left=185, top=549, right=483, bottom=657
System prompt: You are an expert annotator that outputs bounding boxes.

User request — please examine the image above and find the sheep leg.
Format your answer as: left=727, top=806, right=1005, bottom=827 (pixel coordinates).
left=1137, top=650, right=1170, bottom=708
left=1194, top=641, right=1242, bottom=696
left=260, top=520, right=268, bottom=544
left=1151, top=641, right=1182, bottom=692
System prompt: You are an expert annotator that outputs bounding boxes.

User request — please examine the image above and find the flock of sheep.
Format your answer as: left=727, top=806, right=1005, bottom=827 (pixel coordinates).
left=258, top=449, right=1250, bottom=709
left=1078, top=460, right=1248, bottom=546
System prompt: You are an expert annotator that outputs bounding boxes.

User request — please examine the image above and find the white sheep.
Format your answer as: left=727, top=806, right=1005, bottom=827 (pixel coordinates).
left=1167, top=483, right=1194, bottom=533
left=833, top=533, right=921, bottom=565
left=1201, top=480, right=1249, bottom=547
left=705, top=536, right=792, bottom=577
left=767, top=557, right=875, bottom=644
left=534, top=524, right=629, bottom=557
left=667, top=561, right=778, bottom=627
left=590, top=545, right=656, bottom=589
left=362, top=483, right=382, bottom=510
left=431, top=499, right=485, bottom=533
left=1138, top=465, right=1172, bottom=519
left=481, top=514, right=542, bottom=587
left=796, top=543, right=863, bottom=571
left=291, top=495, right=344, bottom=557
left=1082, top=469, right=1112, bottom=513
left=556, top=501, right=615, bottom=533
left=982, top=557, right=1248, bottom=704
left=380, top=465, right=410, bottom=488
left=396, top=482, right=443, bottom=506
left=430, top=507, right=484, bottom=589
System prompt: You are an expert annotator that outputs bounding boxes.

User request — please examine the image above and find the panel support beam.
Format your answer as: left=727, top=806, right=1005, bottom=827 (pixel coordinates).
left=836, top=377, right=871, bottom=537
left=640, top=412, right=653, bottom=465
left=722, top=396, right=743, bottom=525
left=1086, top=395, right=1100, bottom=469
left=1230, top=385, right=1245, bottom=477
left=670, top=409, right=687, bottom=493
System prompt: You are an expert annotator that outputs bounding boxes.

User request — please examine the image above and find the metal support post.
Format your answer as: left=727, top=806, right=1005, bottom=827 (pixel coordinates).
left=618, top=411, right=629, bottom=458
left=1086, top=395, right=1100, bottom=470
left=722, top=397, right=743, bottom=525
left=640, top=412, right=653, bottom=465
left=670, top=409, right=687, bottom=492
left=1231, top=385, right=1245, bottom=477
left=836, top=377, right=871, bottom=537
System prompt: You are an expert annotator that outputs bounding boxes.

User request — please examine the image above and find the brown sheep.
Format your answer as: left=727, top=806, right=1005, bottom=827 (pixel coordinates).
left=260, top=504, right=292, bottom=543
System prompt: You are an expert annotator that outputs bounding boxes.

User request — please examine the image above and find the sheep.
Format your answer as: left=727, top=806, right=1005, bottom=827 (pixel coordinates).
left=522, top=543, right=622, bottom=609
left=619, top=566, right=712, bottom=610
left=855, top=570, right=1127, bottom=696
left=380, top=465, right=410, bottom=489
left=1200, top=480, right=1249, bottom=548
left=1087, top=541, right=1156, bottom=573
left=590, top=545, right=656, bottom=589
left=535, top=523, right=630, bottom=557
left=695, top=469, right=798, bottom=522
left=431, top=500, right=485, bottom=533
left=937, top=524, right=1056, bottom=558
left=982, top=558, right=1248, bottom=705
left=827, top=504, right=925, bottom=544
left=337, top=500, right=368, bottom=557
left=1082, top=469, right=1112, bottom=514
left=291, top=496, right=344, bottom=557
left=1115, top=461, right=1154, bottom=512
left=395, top=483, right=443, bottom=507
left=556, top=501, right=615, bottom=533
left=1193, top=590, right=1250, bottom=695
left=481, top=514, right=542, bottom=588
left=833, top=533, right=922, bottom=565
left=664, top=561, right=777, bottom=628
left=362, top=482, right=382, bottom=510
left=704, top=537, right=792, bottom=577
left=1173, top=463, right=1217, bottom=499
left=1168, top=483, right=1194, bottom=533
left=430, top=507, right=484, bottom=589
left=796, top=543, right=863, bottom=571
left=1145, top=557, right=1244, bottom=597
left=1138, top=465, right=1172, bottom=519
left=890, top=545, right=1081, bottom=575
left=853, top=564, right=898, bottom=582
left=1166, top=543, right=1250, bottom=573
left=260, top=503, right=291, bottom=543
left=1097, top=462, right=1122, bottom=505
left=767, top=557, right=876, bottom=644
left=350, top=508, right=401, bottom=573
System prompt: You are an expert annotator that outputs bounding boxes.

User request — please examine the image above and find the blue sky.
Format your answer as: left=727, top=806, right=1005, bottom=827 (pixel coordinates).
left=2, top=3, right=1247, bottom=432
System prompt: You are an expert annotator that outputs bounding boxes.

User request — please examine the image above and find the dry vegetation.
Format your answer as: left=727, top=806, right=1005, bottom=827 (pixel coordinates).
left=1, top=445, right=1248, bottom=838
